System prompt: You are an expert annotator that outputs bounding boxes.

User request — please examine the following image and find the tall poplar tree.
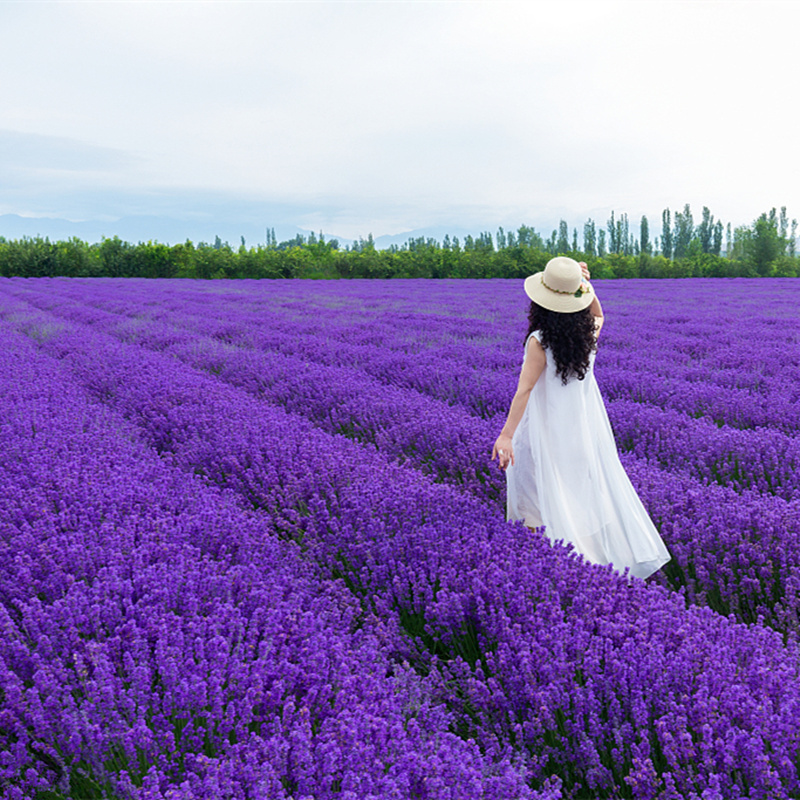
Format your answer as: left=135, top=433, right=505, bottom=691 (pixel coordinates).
left=640, top=215, right=651, bottom=255
left=713, top=221, right=723, bottom=256
left=620, top=213, right=630, bottom=255
left=779, top=207, right=789, bottom=241
left=673, top=204, right=694, bottom=259
left=557, top=220, right=569, bottom=253
left=661, top=209, right=673, bottom=259
left=583, top=219, right=597, bottom=256
left=697, top=206, right=714, bottom=253
left=607, top=211, right=618, bottom=254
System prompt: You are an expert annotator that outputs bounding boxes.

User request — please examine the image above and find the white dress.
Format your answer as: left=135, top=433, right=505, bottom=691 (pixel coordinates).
left=506, top=330, right=671, bottom=580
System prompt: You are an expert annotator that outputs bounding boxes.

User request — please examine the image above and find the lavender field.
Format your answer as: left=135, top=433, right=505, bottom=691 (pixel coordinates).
left=1, top=277, right=800, bottom=800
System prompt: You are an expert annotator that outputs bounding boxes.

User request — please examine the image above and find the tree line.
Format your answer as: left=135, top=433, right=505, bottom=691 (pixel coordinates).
left=0, top=205, right=796, bottom=280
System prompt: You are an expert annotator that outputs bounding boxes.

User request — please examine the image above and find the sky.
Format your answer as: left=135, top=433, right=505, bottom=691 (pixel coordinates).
left=1, top=0, right=799, bottom=245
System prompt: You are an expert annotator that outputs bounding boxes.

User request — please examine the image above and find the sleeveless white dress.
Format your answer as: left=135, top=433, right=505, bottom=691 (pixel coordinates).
left=506, top=330, right=671, bottom=580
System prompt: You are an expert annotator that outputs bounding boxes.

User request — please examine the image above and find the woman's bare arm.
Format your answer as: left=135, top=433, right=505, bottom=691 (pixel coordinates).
left=589, top=292, right=604, bottom=336
left=580, top=261, right=604, bottom=336
left=492, top=337, right=546, bottom=470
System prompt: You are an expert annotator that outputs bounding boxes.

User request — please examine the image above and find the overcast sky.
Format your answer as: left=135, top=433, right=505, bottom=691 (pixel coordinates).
left=1, top=0, right=798, bottom=243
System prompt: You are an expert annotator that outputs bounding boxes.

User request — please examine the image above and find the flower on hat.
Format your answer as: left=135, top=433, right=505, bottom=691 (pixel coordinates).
left=574, top=279, right=591, bottom=298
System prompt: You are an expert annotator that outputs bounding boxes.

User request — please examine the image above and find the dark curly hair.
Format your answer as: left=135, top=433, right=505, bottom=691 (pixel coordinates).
left=525, top=302, right=597, bottom=385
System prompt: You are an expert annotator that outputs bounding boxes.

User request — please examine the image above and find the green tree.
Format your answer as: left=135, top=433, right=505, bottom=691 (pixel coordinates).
left=194, top=241, right=234, bottom=278
left=55, top=237, right=96, bottom=277
left=730, top=225, right=752, bottom=269
left=21, top=237, right=60, bottom=276
left=619, top=213, right=631, bottom=255
left=278, top=233, right=307, bottom=251
left=604, top=253, right=639, bottom=278
left=583, top=219, right=597, bottom=256
left=770, top=255, right=798, bottom=277
left=673, top=204, right=694, bottom=259
left=607, top=211, right=618, bottom=254
left=750, top=210, right=785, bottom=276
left=639, top=215, right=650, bottom=255
left=712, top=221, right=723, bottom=256
left=697, top=206, right=714, bottom=253
left=516, top=225, right=544, bottom=250
left=477, top=231, right=494, bottom=252
left=779, top=206, right=788, bottom=240
left=98, top=236, right=133, bottom=277
left=557, top=220, right=569, bottom=253
left=661, top=209, right=673, bottom=259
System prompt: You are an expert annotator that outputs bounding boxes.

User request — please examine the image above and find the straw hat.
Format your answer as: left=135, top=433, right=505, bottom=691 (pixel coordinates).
left=524, top=256, right=595, bottom=313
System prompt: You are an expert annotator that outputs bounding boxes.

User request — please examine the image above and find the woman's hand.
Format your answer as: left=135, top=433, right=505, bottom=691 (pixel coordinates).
left=492, top=433, right=514, bottom=470
left=579, top=261, right=591, bottom=281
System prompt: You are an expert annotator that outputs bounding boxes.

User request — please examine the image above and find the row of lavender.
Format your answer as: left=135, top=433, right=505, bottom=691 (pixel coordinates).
left=2, top=279, right=800, bottom=798
left=6, top=279, right=800, bottom=635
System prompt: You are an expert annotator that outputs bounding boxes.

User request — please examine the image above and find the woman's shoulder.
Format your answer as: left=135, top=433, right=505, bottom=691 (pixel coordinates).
left=524, top=330, right=546, bottom=361
left=525, top=330, right=548, bottom=356
left=525, top=329, right=542, bottom=346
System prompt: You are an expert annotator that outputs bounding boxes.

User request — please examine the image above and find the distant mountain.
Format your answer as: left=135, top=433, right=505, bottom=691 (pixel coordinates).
left=0, top=214, right=538, bottom=253
left=0, top=214, right=336, bottom=249
left=373, top=225, right=496, bottom=249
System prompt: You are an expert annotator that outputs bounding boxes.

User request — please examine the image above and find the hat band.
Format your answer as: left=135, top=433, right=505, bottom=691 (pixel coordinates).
left=541, top=275, right=589, bottom=297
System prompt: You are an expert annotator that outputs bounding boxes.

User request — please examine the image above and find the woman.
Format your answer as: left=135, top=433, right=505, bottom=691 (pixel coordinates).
left=492, top=257, right=670, bottom=580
